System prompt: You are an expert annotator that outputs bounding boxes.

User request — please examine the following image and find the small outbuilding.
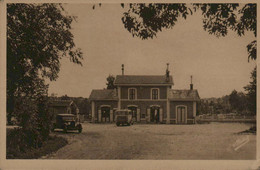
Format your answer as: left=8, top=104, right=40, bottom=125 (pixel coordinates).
left=49, top=100, right=79, bottom=119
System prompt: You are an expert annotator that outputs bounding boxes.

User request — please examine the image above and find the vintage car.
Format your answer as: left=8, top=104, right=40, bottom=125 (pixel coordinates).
left=115, top=109, right=133, bottom=126
left=52, top=114, right=82, bottom=133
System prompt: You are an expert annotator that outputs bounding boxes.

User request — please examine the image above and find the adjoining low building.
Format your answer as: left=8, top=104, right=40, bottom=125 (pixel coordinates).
left=168, top=89, right=200, bottom=124
left=89, top=64, right=200, bottom=124
left=89, top=89, right=118, bottom=123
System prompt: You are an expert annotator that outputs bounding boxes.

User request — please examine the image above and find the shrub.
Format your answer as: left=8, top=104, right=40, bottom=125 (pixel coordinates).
left=7, top=129, right=68, bottom=159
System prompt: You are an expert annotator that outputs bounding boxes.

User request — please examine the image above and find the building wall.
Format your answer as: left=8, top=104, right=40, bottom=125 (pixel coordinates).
left=92, top=100, right=167, bottom=123
left=92, top=100, right=197, bottom=124
left=120, top=86, right=167, bottom=99
left=91, top=90, right=198, bottom=124
left=121, top=100, right=167, bottom=121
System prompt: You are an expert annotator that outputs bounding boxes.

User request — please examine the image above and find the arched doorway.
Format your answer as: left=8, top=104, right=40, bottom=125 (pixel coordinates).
left=101, top=106, right=110, bottom=123
left=150, top=106, right=160, bottom=123
left=176, top=106, right=187, bottom=124
left=128, top=106, right=138, bottom=122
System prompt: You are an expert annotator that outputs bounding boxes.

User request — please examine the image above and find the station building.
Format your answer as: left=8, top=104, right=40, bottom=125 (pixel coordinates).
left=89, top=64, right=200, bottom=124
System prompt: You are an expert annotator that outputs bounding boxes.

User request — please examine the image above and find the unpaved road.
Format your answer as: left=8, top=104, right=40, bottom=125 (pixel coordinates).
left=45, top=122, right=256, bottom=159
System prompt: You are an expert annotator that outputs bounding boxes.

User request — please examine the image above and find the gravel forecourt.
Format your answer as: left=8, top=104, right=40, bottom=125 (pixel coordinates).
left=44, top=122, right=256, bottom=160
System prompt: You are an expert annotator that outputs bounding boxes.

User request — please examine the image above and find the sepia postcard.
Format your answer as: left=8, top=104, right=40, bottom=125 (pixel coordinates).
left=0, top=0, right=259, bottom=169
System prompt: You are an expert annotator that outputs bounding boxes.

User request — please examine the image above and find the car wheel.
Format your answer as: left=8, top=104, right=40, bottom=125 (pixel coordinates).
left=78, top=128, right=82, bottom=133
left=63, top=125, right=67, bottom=133
left=116, top=122, right=120, bottom=126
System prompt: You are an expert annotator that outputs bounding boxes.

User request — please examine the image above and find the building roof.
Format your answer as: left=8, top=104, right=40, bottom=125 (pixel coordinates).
left=114, top=75, right=173, bottom=85
left=89, top=89, right=118, bottom=101
left=168, top=89, right=200, bottom=101
left=49, top=100, right=73, bottom=107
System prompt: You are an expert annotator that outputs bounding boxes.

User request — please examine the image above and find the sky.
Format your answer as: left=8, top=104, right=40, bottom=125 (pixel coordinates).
left=47, top=4, right=256, bottom=99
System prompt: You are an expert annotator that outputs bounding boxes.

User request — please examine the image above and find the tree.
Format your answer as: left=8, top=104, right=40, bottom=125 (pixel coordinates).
left=7, top=4, right=83, bottom=150
left=237, top=92, right=248, bottom=113
left=229, top=90, right=240, bottom=112
left=120, top=3, right=256, bottom=61
left=244, top=67, right=256, bottom=114
left=228, top=90, right=248, bottom=114
left=76, top=98, right=90, bottom=115
left=106, top=75, right=116, bottom=89
left=221, top=95, right=231, bottom=114
left=8, top=76, right=51, bottom=150
left=7, top=3, right=83, bottom=121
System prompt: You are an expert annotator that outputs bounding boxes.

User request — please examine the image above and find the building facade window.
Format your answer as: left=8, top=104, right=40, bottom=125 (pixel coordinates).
left=128, top=88, right=137, bottom=100
left=151, top=88, right=159, bottom=100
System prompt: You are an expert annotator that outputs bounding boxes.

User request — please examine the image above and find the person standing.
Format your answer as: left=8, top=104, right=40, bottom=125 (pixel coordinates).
left=155, top=110, right=158, bottom=123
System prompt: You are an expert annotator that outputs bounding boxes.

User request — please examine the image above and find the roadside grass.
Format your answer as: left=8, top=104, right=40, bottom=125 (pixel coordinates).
left=6, top=129, right=68, bottom=159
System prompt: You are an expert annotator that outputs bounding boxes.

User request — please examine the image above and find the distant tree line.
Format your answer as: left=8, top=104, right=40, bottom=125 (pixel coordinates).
left=198, top=67, right=256, bottom=115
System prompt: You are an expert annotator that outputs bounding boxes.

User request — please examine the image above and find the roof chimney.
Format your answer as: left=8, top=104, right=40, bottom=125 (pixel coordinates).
left=190, top=75, right=193, bottom=90
left=122, top=64, right=124, bottom=75
left=166, top=63, right=170, bottom=82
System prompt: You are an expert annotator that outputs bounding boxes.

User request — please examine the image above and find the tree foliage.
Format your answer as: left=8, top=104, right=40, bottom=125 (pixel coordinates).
left=229, top=90, right=248, bottom=113
left=122, top=4, right=192, bottom=39
left=7, top=3, right=83, bottom=117
left=244, top=67, right=256, bottom=114
left=121, top=3, right=256, bottom=61
left=106, top=75, right=116, bottom=89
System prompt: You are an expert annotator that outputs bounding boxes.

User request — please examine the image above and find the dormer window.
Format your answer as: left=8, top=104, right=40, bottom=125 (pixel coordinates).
left=151, top=88, right=159, bottom=100
left=128, top=88, right=137, bottom=100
